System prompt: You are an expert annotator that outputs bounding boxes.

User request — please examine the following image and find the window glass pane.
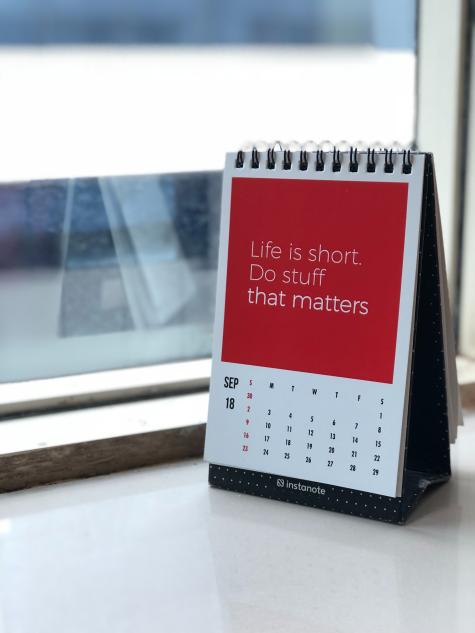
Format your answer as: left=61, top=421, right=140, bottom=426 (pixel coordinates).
left=0, top=173, right=220, bottom=382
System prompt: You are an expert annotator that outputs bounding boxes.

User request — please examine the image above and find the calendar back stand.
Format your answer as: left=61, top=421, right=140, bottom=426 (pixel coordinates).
left=399, top=154, right=451, bottom=518
left=207, top=150, right=453, bottom=525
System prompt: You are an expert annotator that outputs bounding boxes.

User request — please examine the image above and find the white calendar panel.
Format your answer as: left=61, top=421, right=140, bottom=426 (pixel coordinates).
left=205, top=152, right=425, bottom=499
left=206, top=362, right=406, bottom=497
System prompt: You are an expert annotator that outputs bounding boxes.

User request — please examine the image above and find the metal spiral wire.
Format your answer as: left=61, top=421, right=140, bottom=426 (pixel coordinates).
left=235, top=141, right=413, bottom=174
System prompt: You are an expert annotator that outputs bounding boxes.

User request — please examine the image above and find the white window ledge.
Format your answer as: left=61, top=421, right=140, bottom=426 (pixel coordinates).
left=0, top=391, right=209, bottom=456
left=0, top=359, right=211, bottom=417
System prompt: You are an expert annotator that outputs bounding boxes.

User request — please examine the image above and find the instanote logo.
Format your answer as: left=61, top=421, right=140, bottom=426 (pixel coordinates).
left=275, top=477, right=326, bottom=495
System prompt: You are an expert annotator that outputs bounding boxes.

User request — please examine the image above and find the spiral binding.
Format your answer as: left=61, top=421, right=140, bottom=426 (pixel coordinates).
left=235, top=143, right=413, bottom=174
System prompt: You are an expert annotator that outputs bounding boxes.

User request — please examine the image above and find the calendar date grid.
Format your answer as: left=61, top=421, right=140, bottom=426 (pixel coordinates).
left=223, top=373, right=388, bottom=481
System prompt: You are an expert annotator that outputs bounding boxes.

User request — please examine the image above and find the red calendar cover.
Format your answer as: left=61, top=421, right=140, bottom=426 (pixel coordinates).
left=222, top=177, right=408, bottom=384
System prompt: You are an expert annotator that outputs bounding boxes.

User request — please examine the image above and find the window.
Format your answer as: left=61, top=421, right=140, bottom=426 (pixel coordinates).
left=0, top=1, right=426, bottom=416
left=2, top=0, right=473, bottom=491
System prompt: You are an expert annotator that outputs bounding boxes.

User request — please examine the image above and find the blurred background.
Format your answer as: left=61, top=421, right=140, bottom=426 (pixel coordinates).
left=1, top=0, right=471, bottom=397
left=0, top=0, right=415, bottom=47
left=0, top=0, right=416, bottom=179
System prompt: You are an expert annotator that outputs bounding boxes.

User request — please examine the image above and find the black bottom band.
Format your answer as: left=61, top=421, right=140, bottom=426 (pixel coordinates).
left=208, top=464, right=449, bottom=524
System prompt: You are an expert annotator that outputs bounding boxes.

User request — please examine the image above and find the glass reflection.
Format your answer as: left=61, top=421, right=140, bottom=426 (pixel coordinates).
left=0, top=172, right=221, bottom=382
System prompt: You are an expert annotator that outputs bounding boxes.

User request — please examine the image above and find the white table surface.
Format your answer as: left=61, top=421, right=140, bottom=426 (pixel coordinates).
left=0, top=415, right=473, bottom=633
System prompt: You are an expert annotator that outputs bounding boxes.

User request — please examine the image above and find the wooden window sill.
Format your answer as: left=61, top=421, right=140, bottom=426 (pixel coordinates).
left=0, top=392, right=207, bottom=493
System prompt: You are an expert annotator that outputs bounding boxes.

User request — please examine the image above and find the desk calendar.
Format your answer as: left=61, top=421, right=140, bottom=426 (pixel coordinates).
left=205, top=146, right=462, bottom=523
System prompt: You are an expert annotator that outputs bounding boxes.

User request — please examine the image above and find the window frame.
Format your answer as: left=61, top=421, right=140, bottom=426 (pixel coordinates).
left=416, top=0, right=468, bottom=301
left=459, top=3, right=475, bottom=359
